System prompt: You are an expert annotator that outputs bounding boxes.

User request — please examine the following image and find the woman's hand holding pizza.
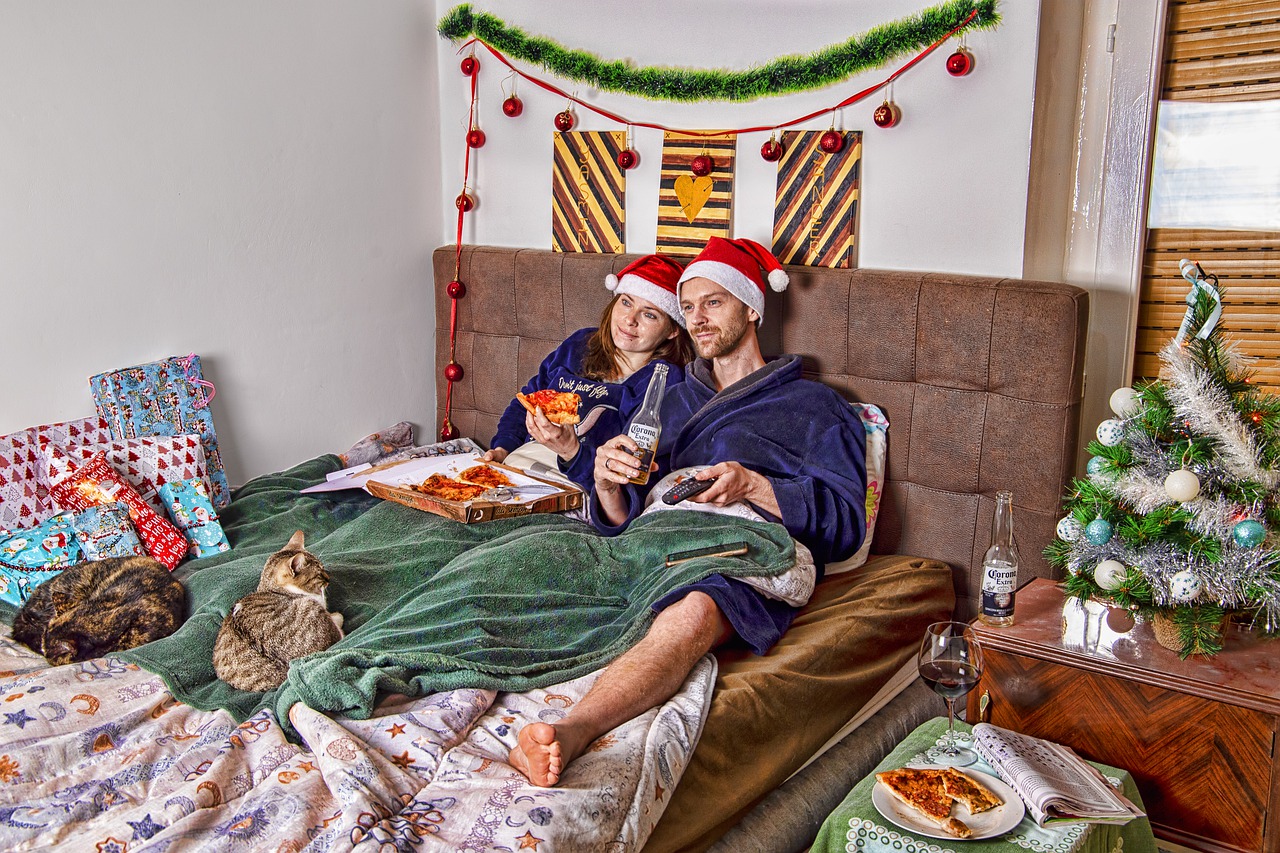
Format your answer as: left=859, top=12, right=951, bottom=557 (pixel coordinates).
left=526, top=408, right=580, bottom=461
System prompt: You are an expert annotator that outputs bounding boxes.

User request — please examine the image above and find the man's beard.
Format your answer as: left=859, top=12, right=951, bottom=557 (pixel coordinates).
left=691, top=314, right=750, bottom=359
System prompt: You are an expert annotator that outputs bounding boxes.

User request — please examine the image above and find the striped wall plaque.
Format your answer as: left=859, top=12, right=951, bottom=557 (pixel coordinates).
left=552, top=131, right=625, bottom=253
left=656, top=132, right=736, bottom=258
left=772, top=131, right=861, bottom=268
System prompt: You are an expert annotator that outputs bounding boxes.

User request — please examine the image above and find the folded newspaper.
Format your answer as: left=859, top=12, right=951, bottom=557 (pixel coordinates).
left=972, top=723, right=1146, bottom=826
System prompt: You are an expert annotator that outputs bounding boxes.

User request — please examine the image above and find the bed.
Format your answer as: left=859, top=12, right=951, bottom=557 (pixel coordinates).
left=0, top=245, right=1087, bottom=852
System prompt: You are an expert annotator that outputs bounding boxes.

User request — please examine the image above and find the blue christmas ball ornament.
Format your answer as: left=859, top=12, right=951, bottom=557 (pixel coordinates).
left=1084, top=518, right=1114, bottom=546
left=1087, top=456, right=1110, bottom=478
left=1233, top=520, right=1266, bottom=549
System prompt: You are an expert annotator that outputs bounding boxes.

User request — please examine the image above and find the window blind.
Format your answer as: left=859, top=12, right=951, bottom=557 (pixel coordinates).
left=1137, top=0, right=1280, bottom=393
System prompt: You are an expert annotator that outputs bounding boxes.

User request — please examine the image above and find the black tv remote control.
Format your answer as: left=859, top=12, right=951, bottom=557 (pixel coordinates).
left=662, top=476, right=717, bottom=505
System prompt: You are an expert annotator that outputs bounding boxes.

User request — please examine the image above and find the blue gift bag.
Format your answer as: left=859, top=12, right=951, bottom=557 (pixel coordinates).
left=89, top=354, right=230, bottom=508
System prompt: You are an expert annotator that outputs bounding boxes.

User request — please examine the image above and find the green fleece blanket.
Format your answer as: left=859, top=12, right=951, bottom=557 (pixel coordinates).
left=119, top=455, right=796, bottom=735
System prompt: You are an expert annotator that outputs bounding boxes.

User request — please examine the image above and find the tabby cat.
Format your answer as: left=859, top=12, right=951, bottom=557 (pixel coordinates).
left=212, top=530, right=344, bottom=692
left=11, top=555, right=186, bottom=666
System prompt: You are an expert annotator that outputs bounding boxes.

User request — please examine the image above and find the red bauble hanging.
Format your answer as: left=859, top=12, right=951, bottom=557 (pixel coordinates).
left=455, top=192, right=475, bottom=212
left=466, top=127, right=486, bottom=148
left=819, top=130, right=845, bottom=154
left=760, top=136, right=783, bottom=162
left=946, top=48, right=975, bottom=77
left=439, top=421, right=460, bottom=441
left=617, top=148, right=639, bottom=170
left=873, top=101, right=902, bottom=129
left=502, top=95, right=524, bottom=117
left=447, top=279, right=466, bottom=299
left=690, top=154, right=713, bottom=177
left=460, top=55, right=479, bottom=76
left=444, top=362, right=464, bottom=383
left=554, top=109, right=576, bottom=131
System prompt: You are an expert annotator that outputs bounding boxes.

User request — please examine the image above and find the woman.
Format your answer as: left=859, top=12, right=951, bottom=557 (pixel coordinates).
left=485, top=253, right=692, bottom=489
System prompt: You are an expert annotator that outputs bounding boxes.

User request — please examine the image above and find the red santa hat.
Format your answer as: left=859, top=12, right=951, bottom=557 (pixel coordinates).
left=677, top=237, right=789, bottom=322
left=605, top=253, right=686, bottom=327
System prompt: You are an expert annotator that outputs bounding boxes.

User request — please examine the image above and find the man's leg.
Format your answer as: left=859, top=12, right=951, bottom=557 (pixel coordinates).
left=509, top=591, right=730, bottom=787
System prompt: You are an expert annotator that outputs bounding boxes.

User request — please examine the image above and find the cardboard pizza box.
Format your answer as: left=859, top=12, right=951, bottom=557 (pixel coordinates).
left=363, top=455, right=583, bottom=523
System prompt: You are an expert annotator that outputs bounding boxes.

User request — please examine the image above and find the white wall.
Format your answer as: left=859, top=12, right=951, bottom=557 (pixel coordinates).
left=1, top=1, right=441, bottom=485
left=436, top=0, right=1045, bottom=277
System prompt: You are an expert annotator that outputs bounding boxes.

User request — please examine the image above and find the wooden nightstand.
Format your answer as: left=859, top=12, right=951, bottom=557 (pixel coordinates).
left=967, top=578, right=1280, bottom=853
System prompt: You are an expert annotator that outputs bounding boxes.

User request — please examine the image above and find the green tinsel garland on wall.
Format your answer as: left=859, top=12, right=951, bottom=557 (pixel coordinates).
left=437, top=0, right=1000, bottom=103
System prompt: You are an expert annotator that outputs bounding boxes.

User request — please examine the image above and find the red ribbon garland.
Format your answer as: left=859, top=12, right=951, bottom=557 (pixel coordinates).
left=442, top=13, right=975, bottom=440
left=441, top=59, right=479, bottom=440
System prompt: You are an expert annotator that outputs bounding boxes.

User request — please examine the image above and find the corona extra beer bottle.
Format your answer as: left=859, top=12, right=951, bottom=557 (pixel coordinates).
left=624, top=364, right=668, bottom=486
left=979, top=490, right=1019, bottom=626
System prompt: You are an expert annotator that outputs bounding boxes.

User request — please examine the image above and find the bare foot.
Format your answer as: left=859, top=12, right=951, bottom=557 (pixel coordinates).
left=510, top=722, right=564, bottom=787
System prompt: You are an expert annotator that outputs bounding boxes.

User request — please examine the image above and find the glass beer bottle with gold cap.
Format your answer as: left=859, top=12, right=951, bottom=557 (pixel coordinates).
left=625, top=363, right=668, bottom=486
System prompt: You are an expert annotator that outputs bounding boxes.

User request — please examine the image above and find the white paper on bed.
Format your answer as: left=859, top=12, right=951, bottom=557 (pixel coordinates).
left=0, top=629, right=714, bottom=852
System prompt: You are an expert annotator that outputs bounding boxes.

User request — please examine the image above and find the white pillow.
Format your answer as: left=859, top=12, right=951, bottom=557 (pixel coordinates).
left=501, top=441, right=571, bottom=484
left=823, top=402, right=888, bottom=575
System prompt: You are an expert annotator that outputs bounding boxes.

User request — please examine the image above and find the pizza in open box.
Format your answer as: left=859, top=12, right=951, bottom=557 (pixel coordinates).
left=458, top=464, right=513, bottom=489
left=408, top=474, right=488, bottom=503
left=516, top=390, right=580, bottom=425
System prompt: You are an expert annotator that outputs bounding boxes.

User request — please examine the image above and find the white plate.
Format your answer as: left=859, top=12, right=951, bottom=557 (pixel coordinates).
left=871, top=768, right=1026, bottom=841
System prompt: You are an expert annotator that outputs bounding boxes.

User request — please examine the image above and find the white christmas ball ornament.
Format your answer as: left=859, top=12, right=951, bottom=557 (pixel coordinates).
left=1168, top=570, right=1202, bottom=603
left=1109, top=386, right=1140, bottom=417
left=1164, top=469, right=1201, bottom=502
left=1056, top=515, right=1085, bottom=542
left=1093, top=559, right=1126, bottom=591
left=1096, top=419, right=1125, bottom=447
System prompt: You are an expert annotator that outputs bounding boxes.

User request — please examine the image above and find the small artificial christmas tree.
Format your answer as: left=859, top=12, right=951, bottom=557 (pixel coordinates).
left=1045, top=260, right=1280, bottom=657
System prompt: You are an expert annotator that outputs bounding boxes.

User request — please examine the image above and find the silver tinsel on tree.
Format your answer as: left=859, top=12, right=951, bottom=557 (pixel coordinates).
left=1046, top=261, right=1280, bottom=657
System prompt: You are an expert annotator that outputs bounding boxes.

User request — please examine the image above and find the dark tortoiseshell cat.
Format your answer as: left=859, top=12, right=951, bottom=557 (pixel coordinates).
left=11, top=555, right=186, bottom=665
left=212, top=530, right=344, bottom=692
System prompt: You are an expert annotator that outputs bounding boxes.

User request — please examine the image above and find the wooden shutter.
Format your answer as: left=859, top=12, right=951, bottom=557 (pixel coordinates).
left=1137, top=0, right=1280, bottom=393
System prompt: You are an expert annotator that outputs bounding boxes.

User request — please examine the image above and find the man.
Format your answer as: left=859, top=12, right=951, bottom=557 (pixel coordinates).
left=509, top=237, right=868, bottom=787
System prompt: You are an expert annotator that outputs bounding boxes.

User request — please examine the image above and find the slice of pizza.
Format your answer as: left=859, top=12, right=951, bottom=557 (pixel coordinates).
left=516, top=390, right=581, bottom=425
left=942, top=767, right=1003, bottom=814
left=875, top=768, right=973, bottom=838
left=459, top=464, right=513, bottom=489
left=408, top=474, right=488, bottom=502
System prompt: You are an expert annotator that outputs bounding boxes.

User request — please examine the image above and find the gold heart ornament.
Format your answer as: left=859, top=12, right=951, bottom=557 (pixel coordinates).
left=674, top=175, right=714, bottom=223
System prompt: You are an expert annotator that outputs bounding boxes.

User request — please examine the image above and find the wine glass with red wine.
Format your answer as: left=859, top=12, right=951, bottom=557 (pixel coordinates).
left=917, top=621, right=984, bottom=767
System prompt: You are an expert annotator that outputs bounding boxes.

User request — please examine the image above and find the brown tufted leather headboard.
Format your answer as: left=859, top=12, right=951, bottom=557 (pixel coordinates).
left=433, top=246, right=1088, bottom=618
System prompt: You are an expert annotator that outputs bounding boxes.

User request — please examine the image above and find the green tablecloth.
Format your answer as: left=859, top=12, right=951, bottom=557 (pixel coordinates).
left=811, top=717, right=1158, bottom=853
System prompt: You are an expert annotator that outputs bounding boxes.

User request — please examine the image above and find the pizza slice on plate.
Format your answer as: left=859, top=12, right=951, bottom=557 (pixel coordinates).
left=942, top=766, right=1003, bottom=814
left=516, top=390, right=581, bottom=425
left=875, top=767, right=973, bottom=838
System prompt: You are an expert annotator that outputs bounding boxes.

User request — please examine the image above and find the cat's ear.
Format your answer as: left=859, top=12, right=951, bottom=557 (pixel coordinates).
left=286, top=530, right=306, bottom=551
left=289, top=553, right=306, bottom=576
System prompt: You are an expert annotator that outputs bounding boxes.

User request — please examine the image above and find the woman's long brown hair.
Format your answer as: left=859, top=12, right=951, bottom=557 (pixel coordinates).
left=579, top=294, right=693, bottom=381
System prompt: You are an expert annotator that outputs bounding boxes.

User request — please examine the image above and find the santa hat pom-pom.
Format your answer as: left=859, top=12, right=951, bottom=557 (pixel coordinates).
left=768, top=268, right=790, bottom=292
left=605, top=273, right=620, bottom=292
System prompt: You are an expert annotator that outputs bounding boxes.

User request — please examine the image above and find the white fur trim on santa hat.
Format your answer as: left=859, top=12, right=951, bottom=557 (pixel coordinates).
left=610, top=272, right=684, bottom=326
left=678, top=259, right=765, bottom=320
